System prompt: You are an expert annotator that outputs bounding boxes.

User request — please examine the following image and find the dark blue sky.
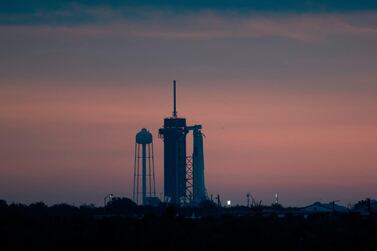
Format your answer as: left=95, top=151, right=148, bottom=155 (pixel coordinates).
left=2, top=0, right=377, bottom=12
left=1, top=0, right=377, bottom=25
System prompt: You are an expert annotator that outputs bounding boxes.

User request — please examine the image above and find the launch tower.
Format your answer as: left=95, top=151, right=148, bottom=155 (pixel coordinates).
left=159, top=81, right=207, bottom=204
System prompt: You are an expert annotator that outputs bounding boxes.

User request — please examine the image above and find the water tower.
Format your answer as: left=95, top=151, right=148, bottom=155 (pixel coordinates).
left=133, top=128, right=156, bottom=205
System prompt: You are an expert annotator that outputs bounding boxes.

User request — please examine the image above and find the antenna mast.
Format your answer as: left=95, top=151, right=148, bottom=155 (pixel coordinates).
left=173, top=80, right=177, bottom=118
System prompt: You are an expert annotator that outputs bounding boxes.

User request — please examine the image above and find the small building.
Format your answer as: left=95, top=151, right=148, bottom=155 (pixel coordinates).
left=300, top=202, right=348, bottom=214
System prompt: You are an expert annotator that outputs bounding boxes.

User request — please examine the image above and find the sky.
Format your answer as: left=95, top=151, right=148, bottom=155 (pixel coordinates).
left=0, top=1, right=377, bottom=206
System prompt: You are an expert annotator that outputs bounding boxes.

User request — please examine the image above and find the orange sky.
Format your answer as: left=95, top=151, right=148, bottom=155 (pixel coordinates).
left=1, top=84, right=376, bottom=206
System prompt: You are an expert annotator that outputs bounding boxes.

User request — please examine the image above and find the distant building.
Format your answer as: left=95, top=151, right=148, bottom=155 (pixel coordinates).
left=352, top=199, right=377, bottom=215
left=300, top=202, right=348, bottom=214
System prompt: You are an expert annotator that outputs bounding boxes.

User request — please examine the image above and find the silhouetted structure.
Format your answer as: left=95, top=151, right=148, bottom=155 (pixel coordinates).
left=159, top=81, right=207, bottom=204
left=1, top=198, right=377, bottom=251
left=191, top=125, right=206, bottom=203
left=133, top=128, right=156, bottom=205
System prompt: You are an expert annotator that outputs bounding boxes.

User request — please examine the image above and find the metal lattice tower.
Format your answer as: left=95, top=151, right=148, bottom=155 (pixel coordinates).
left=133, top=128, right=156, bottom=205
left=186, top=156, right=193, bottom=202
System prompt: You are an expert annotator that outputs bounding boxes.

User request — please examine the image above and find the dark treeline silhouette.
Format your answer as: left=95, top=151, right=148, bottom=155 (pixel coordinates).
left=0, top=198, right=377, bottom=250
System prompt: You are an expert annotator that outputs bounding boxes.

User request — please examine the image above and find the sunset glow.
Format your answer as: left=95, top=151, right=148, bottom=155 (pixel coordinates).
left=1, top=1, right=376, bottom=206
